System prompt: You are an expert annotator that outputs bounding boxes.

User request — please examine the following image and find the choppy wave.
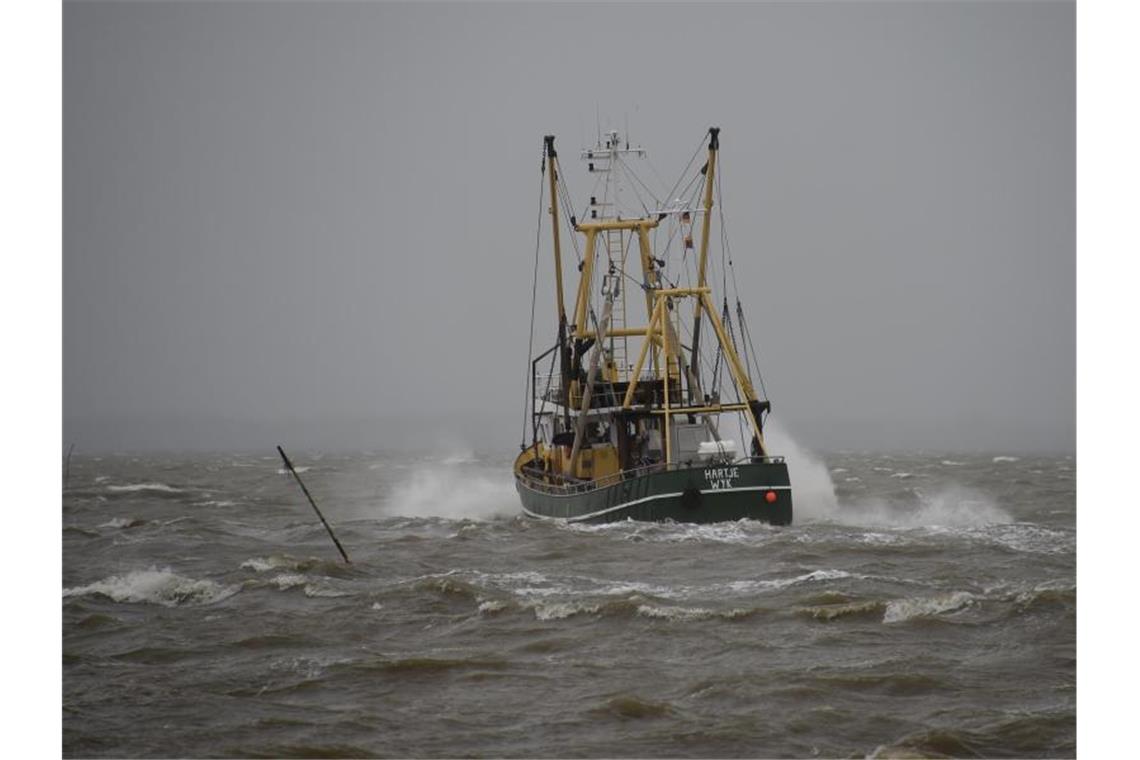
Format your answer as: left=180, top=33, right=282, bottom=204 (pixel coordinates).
left=63, top=449, right=1074, bottom=758
left=592, top=694, right=675, bottom=719
left=63, top=568, right=238, bottom=607
left=408, top=567, right=867, bottom=623
left=814, top=671, right=945, bottom=696
left=105, top=483, right=185, bottom=494
left=98, top=517, right=147, bottom=529
left=240, top=554, right=357, bottom=578
left=254, top=573, right=348, bottom=598
left=797, top=600, right=887, bottom=622
left=883, top=591, right=974, bottom=623
left=635, top=604, right=759, bottom=622
left=827, top=487, right=1013, bottom=528
left=975, top=523, right=1073, bottom=555
left=1014, top=582, right=1075, bottom=611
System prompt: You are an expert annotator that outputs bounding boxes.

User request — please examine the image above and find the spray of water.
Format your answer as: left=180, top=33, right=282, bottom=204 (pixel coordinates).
left=764, top=418, right=1011, bottom=527
left=763, top=418, right=840, bottom=520
left=385, top=456, right=517, bottom=520
left=380, top=426, right=1009, bottom=526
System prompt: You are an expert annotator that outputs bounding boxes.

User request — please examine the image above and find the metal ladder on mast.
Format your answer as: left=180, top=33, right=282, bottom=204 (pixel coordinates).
left=604, top=229, right=629, bottom=387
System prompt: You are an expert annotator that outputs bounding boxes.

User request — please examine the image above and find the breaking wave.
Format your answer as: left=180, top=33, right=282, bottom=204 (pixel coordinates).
left=251, top=573, right=348, bottom=598
left=883, top=591, right=975, bottom=623
left=99, top=517, right=147, bottom=529
left=63, top=568, right=239, bottom=607
left=797, top=600, right=887, bottom=622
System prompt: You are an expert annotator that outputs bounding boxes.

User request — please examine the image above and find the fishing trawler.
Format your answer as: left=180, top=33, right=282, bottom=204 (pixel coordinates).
left=514, top=127, right=792, bottom=524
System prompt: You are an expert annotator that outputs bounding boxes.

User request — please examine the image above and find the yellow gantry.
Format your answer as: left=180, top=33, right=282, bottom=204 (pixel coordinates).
left=543, top=128, right=767, bottom=467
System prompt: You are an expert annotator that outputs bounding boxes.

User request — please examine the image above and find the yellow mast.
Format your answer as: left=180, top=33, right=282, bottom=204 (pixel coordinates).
left=544, top=136, right=573, bottom=428
left=689, top=127, right=719, bottom=396
left=544, top=136, right=567, bottom=323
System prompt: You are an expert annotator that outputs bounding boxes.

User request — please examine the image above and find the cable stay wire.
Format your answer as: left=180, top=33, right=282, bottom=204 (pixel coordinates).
left=661, top=133, right=711, bottom=212
left=521, top=152, right=547, bottom=448
left=715, top=160, right=770, bottom=403
left=614, top=156, right=651, bottom=218
left=555, top=168, right=584, bottom=265
left=716, top=155, right=770, bottom=402
left=616, top=152, right=661, bottom=212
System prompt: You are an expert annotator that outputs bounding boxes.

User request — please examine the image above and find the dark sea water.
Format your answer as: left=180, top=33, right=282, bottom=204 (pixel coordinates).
left=62, top=442, right=1075, bottom=758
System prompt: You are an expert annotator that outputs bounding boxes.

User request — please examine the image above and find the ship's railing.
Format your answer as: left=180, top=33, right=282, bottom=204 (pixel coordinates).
left=533, top=370, right=665, bottom=405
left=519, top=462, right=670, bottom=495
left=519, top=456, right=786, bottom=496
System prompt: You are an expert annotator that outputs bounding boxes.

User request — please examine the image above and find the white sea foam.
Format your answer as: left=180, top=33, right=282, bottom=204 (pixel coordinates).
left=477, top=599, right=510, bottom=614
left=266, top=573, right=347, bottom=598
left=890, top=472, right=914, bottom=479
left=883, top=591, right=974, bottom=623
left=270, top=573, right=308, bottom=590
left=941, top=460, right=965, bottom=466
left=106, top=483, right=185, bottom=493
left=636, top=604, right=718, bottom=621
left=276, top=466, right=311, bottom=475
left=98, top=517, right=142, bottom=529
left=241, top=556, right=294, bottom=572
left=533, top=601, right=600, bottom=620
left=992, top=456, right=1020, bottom=463
left=63, top=567, right=238, bottom=607
left=724, top=569, right=857, bottom=594
left=979, top=523, right=1073, bottom=555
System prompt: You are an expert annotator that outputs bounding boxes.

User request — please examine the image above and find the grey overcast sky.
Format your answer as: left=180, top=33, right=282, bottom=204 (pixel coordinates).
left=63, top=1, right=1074, bottom=454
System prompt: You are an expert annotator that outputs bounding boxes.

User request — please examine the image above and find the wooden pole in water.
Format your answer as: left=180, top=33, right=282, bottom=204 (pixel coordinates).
left=64, top=442, right=75, bottom=488
left=276, top=445, right=351, bottom=564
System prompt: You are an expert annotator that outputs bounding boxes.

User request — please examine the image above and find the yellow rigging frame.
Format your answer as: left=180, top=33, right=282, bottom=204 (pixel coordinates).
left=540, top=128, right=768, bottom=475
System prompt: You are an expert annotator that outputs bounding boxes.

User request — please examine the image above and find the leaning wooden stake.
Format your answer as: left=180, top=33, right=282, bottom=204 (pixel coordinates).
left=276, top=445, right=351, bottom=564
left=64, top=442, right=75, bottom=488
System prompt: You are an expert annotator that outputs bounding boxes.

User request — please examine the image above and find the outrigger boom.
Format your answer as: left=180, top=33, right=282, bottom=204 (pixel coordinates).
left=515, top=127, right=792, bottom=524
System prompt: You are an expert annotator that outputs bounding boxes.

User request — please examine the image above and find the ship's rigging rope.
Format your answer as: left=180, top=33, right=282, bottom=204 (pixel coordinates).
left=555, top=168, right=583, bottom=265
left=521, top=151, right=547, bottom=450
left=716, top=158, right=769, bottom=402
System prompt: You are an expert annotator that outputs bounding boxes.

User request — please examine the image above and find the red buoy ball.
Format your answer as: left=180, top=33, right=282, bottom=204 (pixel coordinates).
left=765, top=490, right=778, bottom=504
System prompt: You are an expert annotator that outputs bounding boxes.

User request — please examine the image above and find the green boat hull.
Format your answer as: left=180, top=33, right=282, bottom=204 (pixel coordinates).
left=516, top=460, right=792, bottom=524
